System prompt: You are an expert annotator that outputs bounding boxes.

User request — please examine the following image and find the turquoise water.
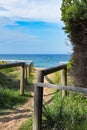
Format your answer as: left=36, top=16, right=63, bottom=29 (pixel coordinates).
left=0, top=54, right=71, bottom=68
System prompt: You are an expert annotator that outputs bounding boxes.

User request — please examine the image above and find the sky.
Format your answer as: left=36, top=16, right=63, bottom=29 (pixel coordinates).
left=0, top=0, right=72, bottom=54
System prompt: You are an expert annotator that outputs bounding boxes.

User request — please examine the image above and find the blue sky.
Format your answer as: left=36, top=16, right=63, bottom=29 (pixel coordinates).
left=0, top=0, right=72, bottom=54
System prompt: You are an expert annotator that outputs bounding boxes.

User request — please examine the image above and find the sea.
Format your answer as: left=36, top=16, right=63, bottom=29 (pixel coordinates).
left=0, top=54, right=71, bottom=68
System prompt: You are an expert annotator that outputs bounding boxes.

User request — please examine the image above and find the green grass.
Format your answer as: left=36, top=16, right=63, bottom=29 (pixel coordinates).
left=19, top=118, right=32, bottom=130
left=42, top=91, right=87, bottom=130
left=43, top=69, right=87, bottom=130
left=19, top=67, right=87, bottom=130
left=19, top=91, right=87, bottom=130
left=0, top=66, right=34, bottom=110
left=0, top=88, right=31, bottom=110
left=0, top=67, right=16, bottom=73
left=52, top=71, right=61, bottom=85
left=42, top=70, right=87, bottom=129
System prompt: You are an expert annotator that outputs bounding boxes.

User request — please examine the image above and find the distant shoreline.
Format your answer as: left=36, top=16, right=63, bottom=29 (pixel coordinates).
left=0, top=54, right=70, bottom=68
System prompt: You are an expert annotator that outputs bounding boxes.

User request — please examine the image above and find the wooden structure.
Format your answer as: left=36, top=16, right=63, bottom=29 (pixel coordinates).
left=33, top=64, right=87, bottom=130
left=33, top=64, right=67, bottom=130
left=0, top=61, right=33, bottom=96
left=25, top=61, right=33, bottom=82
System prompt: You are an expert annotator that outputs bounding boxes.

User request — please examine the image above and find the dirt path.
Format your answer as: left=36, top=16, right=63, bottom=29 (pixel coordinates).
left=0, top=96, right=34, bottom=130
left=0, top=68, right=56, bottom=130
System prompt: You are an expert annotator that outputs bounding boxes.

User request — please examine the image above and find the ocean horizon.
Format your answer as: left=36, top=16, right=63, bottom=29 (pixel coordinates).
left=0, top=54, right=71, bottom=68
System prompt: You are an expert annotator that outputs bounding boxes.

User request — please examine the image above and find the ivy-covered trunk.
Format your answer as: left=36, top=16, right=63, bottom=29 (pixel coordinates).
left=72, top=29, right=87, bottom=87
left=61, top=0, right=87, bottom=87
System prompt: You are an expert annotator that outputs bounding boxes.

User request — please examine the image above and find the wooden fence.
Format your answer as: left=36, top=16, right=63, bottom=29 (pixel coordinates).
left=24, top=61, right=33, bottom=82
left=0, top=61, right=33, bottom=96
left=33, top=64, right=67, bottom=130
left=33, top=64, right=87, bottom=130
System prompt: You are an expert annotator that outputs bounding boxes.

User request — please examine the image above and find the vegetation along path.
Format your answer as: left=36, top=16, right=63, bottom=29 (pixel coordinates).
left=0, top=67, right=56, bottom=130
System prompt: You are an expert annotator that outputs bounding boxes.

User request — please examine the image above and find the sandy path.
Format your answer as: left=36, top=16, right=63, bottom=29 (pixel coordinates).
left=0, top=68, right=56, bottom=130
left=0, top=96, right=33, bottom=130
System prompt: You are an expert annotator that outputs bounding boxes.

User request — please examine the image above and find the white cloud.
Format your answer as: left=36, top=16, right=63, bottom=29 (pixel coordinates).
left=0, top=0, right=62, bottom=22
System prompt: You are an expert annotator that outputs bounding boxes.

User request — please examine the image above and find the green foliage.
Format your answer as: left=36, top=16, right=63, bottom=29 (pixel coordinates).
left=0, top=61, right=16, bottom=73
left=0, top=66, right=33, bottom=110
left=1, top=67, right=17, bottom=73
left=0, top=88, right=30, bottom=109
left=43, top=91, right=87, bottom=130
left=52, top=72, right=61, bottom=85
left=19, top=118, right=32, bottom=130
left=67, top=59, right=73, bottom=72
left=61, top=0, right=87, bottom=87
left=61, top=0, right=87, bottom=43
left=19, top=92, right=87, bottom=130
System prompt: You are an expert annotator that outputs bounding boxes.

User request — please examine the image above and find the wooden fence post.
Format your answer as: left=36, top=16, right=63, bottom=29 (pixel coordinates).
left=24, top=65, right=27, bottom=83
left=33, top=70, right=44, bottom=130
left=20, top=65, right=25, bottom=96
left=29, top=64, right=31, bottom=77
left=26, top=65, right=29, bottom=80
left=25, top=62, right=33, bottom=82
left=61, top=66, right=67, bottom=98
left=29, top=61, right=33, bottom=76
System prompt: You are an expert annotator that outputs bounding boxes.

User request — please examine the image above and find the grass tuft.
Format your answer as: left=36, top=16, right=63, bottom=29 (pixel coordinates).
left=0, top=65, right=34, bottom=110
left=19, top=118, right=32, bottom=130
left=43, top=91, right=87, bottom=130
